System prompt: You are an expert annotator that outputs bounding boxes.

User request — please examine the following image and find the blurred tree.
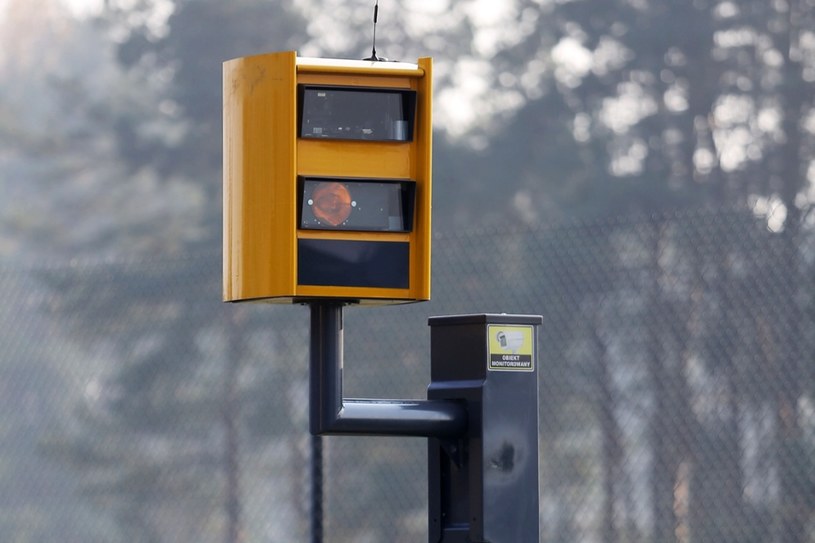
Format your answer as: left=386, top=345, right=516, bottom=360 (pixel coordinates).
left=471, top=2, right=815, bottom=541
left=6, top=0, right=311, bottom=541
left=104, top=0, right=306, bottom=247
left=0, top=1, right=162, bottom=539
left=95, top=1, right=309, bottom=539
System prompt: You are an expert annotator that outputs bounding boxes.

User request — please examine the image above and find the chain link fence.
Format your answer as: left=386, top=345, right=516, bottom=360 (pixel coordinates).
left=2, top=206, right=814, bottom=542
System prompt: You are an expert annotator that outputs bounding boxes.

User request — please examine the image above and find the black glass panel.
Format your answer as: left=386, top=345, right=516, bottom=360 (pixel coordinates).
left=298, top=239, right=410, bottom=289
left=299, top=86, right=416, bottom=142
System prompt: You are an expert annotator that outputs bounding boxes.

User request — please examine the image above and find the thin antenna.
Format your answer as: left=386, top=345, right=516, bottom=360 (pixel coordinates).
left=364, top=1, right=386, bottom=61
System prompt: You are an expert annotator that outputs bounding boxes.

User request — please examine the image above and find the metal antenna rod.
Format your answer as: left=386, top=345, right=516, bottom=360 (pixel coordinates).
left=372, top=0, right=378, bottom=58
left=364, top=1, right=382, bottom=61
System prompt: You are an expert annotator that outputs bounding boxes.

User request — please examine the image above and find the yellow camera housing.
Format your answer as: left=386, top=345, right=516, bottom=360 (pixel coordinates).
left=223, top=51, right=432, bottom=304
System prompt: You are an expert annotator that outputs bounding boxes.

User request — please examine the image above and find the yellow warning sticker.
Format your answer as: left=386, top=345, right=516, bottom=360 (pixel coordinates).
left=487, top=324, right=534, bottom=372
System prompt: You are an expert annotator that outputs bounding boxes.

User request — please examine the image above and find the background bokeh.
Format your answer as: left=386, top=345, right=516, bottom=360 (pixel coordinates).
left=2, top=0, right=815, bottom=541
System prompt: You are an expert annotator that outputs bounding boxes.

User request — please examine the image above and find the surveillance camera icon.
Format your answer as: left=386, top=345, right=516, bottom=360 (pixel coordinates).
left=496, top=330, right=525, bottom=354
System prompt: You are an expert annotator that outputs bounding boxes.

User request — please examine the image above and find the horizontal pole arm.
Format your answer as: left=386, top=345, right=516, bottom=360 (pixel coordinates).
left=309, top=302, right=467, bottom=438
left=314, top=398, right=467, bottom=437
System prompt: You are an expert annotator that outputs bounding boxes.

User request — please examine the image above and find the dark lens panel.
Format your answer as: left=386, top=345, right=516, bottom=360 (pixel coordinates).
left=299, top=86, right=416, bottom=142
left=300, top=178, right=415, bottom=232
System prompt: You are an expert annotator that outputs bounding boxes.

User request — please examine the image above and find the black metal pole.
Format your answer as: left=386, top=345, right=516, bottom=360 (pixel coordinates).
left=310, top=301, right=343, bottom=435
left=308, top=301, right=467, bottom=437
left=307, top=301, right=468, bottom=543
left=310, top=434, right=323, bottom=543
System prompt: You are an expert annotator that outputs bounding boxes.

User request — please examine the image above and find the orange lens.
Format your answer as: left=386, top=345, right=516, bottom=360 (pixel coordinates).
left=311, top=182, right=352, bottom=226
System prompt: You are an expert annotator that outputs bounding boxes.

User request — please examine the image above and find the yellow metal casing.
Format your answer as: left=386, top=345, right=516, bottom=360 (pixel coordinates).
left=223, top=51, right=432, bottom=304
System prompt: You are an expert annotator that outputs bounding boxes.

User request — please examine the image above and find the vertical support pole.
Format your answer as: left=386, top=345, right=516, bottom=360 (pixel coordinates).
left=309, top=302, right=344, bottom=437
left=309, top=302, right=339, bottom=543
left=311, top=435, right=324, bottom=543
left=428, top=314, right=542, bottom=543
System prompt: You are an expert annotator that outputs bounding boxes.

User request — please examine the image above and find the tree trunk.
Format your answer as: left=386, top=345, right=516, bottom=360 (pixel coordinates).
left=645, top=220, right=673, bottom=543
left=594, top=323, right=621, bottom=543
left=773, top=2, right=809, bottom=541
